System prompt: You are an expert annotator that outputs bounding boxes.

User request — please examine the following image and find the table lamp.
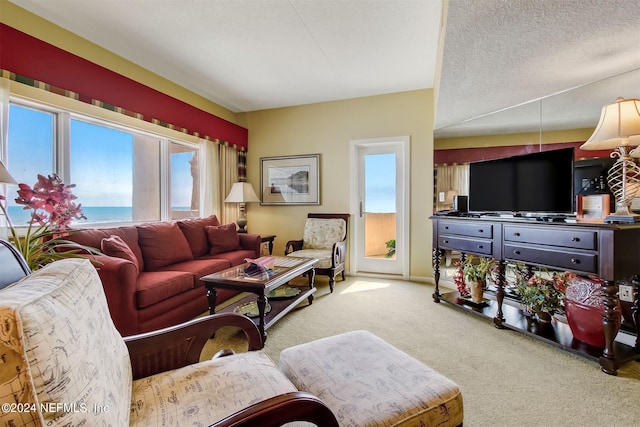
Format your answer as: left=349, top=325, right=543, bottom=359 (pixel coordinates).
left=580, top=97, right=640, bottom=223
left=224, top=182, right=260, bottom=232
left=0, top=160, right=18, bottom=240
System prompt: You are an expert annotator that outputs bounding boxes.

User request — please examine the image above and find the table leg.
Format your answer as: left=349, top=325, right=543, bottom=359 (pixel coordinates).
left=432, top=247, right=442, bottom=302
left=493, top=260, right=506, bottom=329
left=600, top=280, right=621, bottom=375
left=632, top=276, right=639, bottom=353
left=257, top=292, right=268, bottom=343
left=307, top=268, right=316, bottom=305
left=206, top=286, right=218, bottom=315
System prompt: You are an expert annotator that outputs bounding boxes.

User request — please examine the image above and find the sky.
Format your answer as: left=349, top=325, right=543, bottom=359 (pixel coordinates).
left=7, top=104, right=194, bottom=208
left=365, top=153, right=396, bottom=213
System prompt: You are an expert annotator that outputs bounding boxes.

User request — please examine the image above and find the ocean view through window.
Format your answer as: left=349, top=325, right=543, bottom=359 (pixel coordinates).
left=5, top=101, right=201, bottom=226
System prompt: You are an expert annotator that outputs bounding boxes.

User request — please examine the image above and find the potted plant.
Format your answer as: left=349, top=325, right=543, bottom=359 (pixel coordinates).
left=515, top=271, right=569, bottom=322
left=0, top=173, right=101, bottom=270
left=462, top=255, right=496, bottom=303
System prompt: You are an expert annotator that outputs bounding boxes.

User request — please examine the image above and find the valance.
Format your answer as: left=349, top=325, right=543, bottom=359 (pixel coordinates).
left=0, top=24, right=247, bottom=150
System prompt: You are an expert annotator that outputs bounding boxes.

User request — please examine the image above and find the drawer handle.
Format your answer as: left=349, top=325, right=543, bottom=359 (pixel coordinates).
left=444, top=240, right=449, bottom=244
left=444, top=226, right=449, bottom=230
left=571, top=258, right=581, bottom=264
left=478, top=229, right=484, bottom=233
left=514, top=250, right=521, bottom=255
left=514, top=232, right=521, bottom=237
left=572, top=237, right=580, bottom=242
left=477, top=245, right=484, bottom=249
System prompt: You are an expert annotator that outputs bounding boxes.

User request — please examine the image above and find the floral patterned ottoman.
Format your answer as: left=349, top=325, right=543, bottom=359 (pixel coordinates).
left=280, top=330, right=463, bottom=427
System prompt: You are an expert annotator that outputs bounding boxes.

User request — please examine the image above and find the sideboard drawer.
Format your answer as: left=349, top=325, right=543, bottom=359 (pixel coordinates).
left=504, top=243, right=598, bottom=274
left=438, top=221, right=493, bottom=239
left=439, top=236, right=493, bottom=256
left=503, top=225, right=597, bottom=250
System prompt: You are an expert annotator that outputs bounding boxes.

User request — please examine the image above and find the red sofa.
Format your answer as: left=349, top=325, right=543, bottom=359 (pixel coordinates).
left=66, top=215, right=260, bottom=336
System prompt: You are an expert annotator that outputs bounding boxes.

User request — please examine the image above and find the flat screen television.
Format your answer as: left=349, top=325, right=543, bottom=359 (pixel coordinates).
left=468, top=148, right=575, bottom=214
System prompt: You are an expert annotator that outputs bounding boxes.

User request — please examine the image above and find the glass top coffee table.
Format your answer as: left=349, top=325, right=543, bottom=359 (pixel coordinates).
left=200, top=256, right=317, bottom=342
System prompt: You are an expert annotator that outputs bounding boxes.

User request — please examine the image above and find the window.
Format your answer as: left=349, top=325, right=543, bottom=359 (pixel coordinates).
left=5, top=102, right=200, bottom=226
left=6, top=105, right=54, bottom=226
left=170, top=143, right=200, bottom=219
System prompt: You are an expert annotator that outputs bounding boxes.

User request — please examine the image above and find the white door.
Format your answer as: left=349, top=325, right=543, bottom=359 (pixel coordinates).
left=350, top=136, right=409, bottom=277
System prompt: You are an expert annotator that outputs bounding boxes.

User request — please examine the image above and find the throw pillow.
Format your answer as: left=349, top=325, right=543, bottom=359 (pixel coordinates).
left=101, top=235, right=140, bottom=273
left=137, top=222, right=193, bottom=270
left=178, top=215, right=221, bottom=258
left=206, top=223, right=241, bottom=255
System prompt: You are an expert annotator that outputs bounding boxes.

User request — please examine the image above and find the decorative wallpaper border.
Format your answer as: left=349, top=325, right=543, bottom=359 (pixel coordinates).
left=1, top=69, right=242, bottom=150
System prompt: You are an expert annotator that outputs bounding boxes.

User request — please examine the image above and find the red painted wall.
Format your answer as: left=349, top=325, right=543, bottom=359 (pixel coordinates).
left=434, top=142, right=611, bottom=164
left=0, top=24, right=248, bottom=149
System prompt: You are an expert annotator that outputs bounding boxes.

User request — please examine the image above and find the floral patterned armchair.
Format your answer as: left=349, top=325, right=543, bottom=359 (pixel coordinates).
left=285, top=213, right=349, bottom=292
left=0, top=252, right=338, bottom=427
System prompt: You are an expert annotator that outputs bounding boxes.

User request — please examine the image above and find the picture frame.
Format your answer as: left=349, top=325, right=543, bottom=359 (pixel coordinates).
left=576, top=194, right=610, bottom=223
left=260, top=154, right=320, bottom=205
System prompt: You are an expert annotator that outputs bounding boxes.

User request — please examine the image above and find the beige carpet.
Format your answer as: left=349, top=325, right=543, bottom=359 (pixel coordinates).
left=201, top=275, right=640, bottom=427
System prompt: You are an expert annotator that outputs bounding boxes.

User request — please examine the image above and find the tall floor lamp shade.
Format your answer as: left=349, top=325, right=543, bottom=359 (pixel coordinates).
left=0, top=161, right=18, bottom=240
left=224, top=182, right=260, bottom=232
left=580, top=97, right=640, bottom=223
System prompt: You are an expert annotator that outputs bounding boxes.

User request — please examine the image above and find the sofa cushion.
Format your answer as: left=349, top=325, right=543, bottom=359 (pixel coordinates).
left=137, top=222, right=194, bottom=270
left=130, top=351, right=298, bottom=427
left=302, top=218, right=346, bottom=250
left=178, top=215, right=221, bottom=258
left=136, top=270, right=195, bottom=308
left=286, top=248, right=333, bottom=269
left=206, top=249, right=261, bottom=267
left=206, top=223, right=242, bottom=255
left=159, top=258, right=232, bottom=287
left=101, top=235, right=140, bottom=273
left=67, top=226, right=145, bottom=270
left=0, top=259, right=131, bottom=427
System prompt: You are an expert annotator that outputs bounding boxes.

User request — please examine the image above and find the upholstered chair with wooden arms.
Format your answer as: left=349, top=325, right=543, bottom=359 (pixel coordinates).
left=0, top=249, right=338, bottom=427
left=0, top=239, right=30, bottom=290
left=285, top=213, right=349, bottom=292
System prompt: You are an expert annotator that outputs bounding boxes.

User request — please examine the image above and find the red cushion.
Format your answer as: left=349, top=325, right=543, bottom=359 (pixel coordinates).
left=101, top=235, right=140, bottom=273
left=206, top=223, right=241, bottom=255
left=66, top=226, right=144, bottom=270
left=137, top=222, right=193, bottom=270
left=178, top=215, right=220, bottom=257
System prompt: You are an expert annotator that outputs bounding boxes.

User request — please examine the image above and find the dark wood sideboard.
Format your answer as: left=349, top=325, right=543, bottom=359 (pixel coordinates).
left=430, top=215, right=640, bottom=375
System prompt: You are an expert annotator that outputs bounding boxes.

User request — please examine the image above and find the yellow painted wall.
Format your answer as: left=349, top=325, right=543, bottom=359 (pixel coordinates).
left=241, top=89, right=434, bottom=281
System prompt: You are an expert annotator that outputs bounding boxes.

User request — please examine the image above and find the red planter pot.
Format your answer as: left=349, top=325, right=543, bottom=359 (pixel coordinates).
left=564, top=299, right=620, bottom=348
left=565, top=276, right=621, bottom=348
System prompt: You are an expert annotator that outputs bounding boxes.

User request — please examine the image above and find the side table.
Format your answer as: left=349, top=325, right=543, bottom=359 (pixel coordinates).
left=261, top=235, right=276, bottom=255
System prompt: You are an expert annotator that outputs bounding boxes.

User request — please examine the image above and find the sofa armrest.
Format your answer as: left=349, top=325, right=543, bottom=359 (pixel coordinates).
left=210, top=391, right=339, bottom=427
left=91, top=254, right=139, bottom=336
left=124, top=312, right=263, bottom=380
left=239, top=233, right=261, bottom=257
left=284, top=239, right=303, bottom=255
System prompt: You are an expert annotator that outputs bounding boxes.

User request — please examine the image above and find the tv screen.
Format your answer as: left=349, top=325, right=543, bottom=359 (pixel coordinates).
left=468, top=148, right=575, bottom=214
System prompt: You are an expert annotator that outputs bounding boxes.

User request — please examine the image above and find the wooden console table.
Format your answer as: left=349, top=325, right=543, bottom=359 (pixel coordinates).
left=430, top=215, right=640, bottom=375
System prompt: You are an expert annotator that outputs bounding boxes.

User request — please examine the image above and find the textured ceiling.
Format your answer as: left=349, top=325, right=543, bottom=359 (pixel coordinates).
left=436, top=0, right=640, bottom=136
left=7, top=0, right=640, bottom=137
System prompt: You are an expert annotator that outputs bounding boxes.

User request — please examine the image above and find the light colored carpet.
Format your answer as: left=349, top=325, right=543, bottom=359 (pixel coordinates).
left=201, top=275, right=640, bottom=427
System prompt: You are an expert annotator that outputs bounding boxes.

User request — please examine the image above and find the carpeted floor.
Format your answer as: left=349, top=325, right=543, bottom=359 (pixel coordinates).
left=201, top=275, right=640, bottom=427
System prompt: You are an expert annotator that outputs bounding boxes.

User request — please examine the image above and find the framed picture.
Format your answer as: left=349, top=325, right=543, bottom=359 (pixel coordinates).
left=260, top=154, right=320, bottom=205
left=576, top=194, right=610, bottom=223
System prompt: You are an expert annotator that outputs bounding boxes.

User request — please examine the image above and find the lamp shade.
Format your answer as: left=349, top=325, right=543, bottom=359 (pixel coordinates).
left=0, top=161, right=17, bottom=185
left=580, top=97, right=640, bottom=150
left=224, top=182, right=260, bottom=203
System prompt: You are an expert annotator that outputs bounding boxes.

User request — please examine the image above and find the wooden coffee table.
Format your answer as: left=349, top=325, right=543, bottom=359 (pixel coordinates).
left=200, top=256, right=317, bottom=342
